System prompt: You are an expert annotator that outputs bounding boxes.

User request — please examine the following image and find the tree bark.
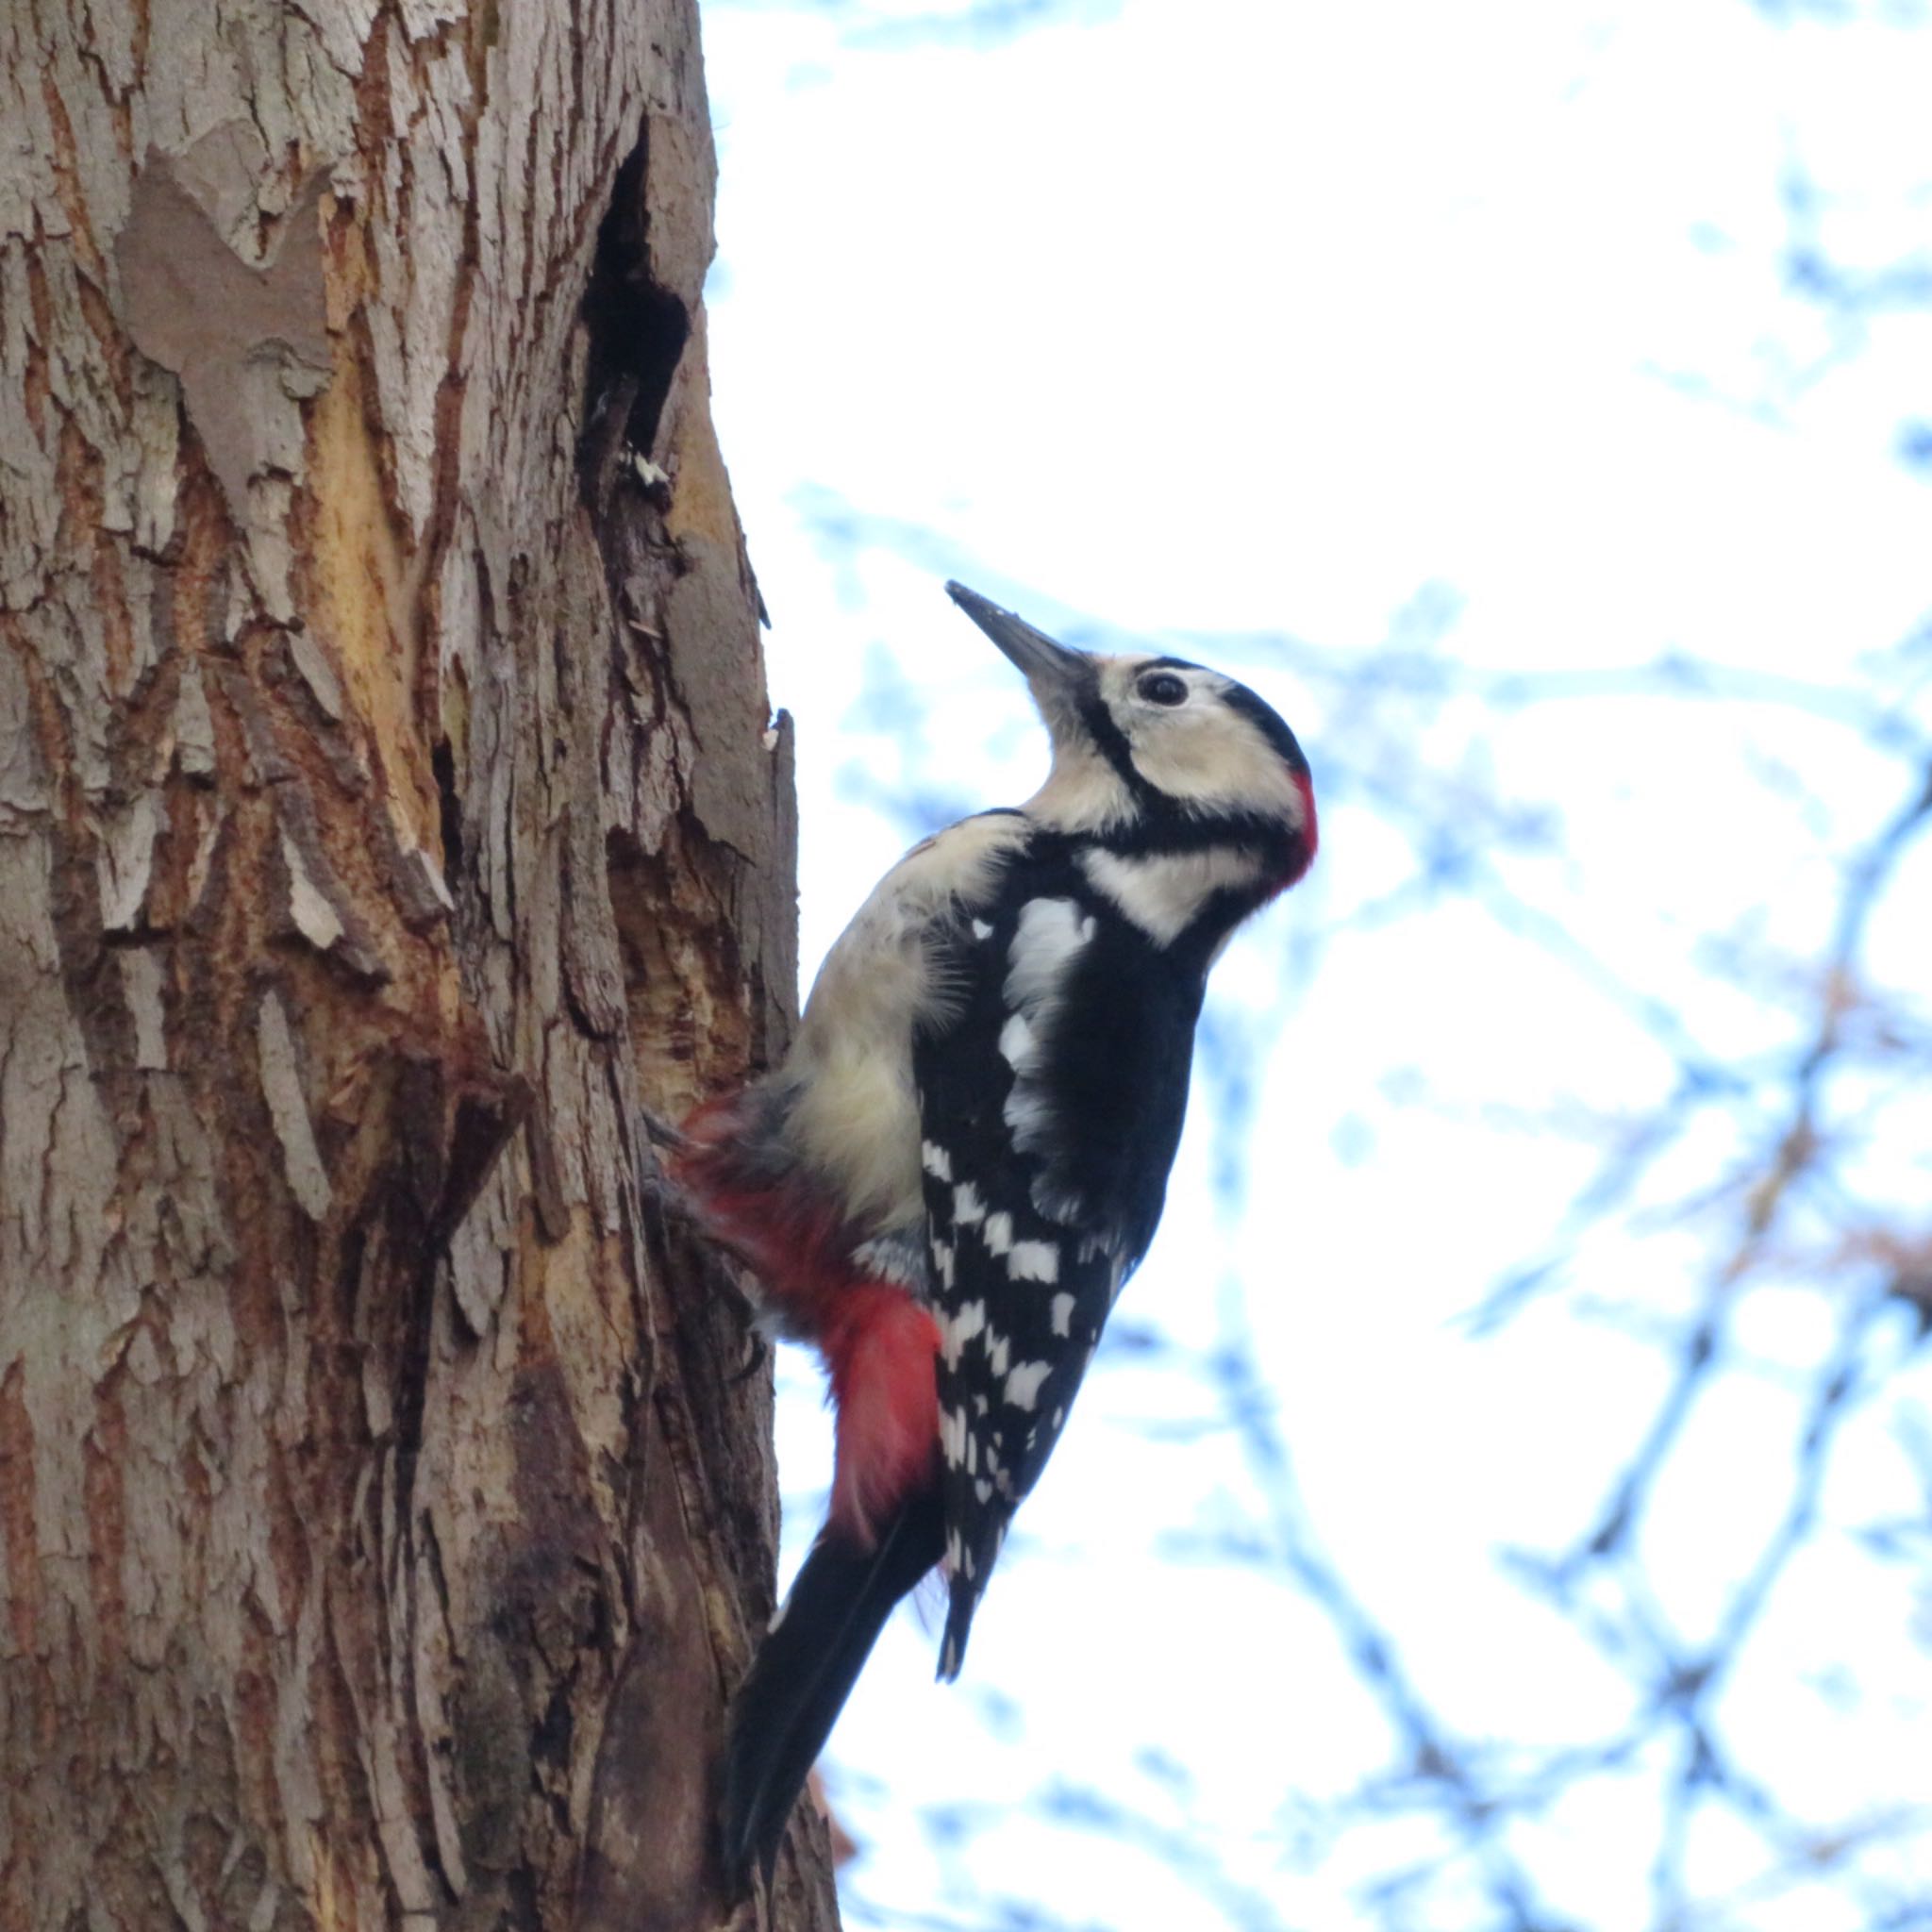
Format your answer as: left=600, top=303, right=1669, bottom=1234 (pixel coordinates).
left=0, top=4, right=834, bottom=1927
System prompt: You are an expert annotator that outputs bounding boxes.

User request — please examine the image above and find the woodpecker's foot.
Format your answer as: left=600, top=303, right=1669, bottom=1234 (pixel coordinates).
left=728, top=1329, right=773, bottom=1386
left=638, top=1105, right=691, bottom=1156
left=634, top=1107, right=700, bottom=1219
left=701, top=1258, right=769, bottom=1361
left=633, top=1151, right=771, bottom=1354
left=633, top=1144, right=691, bottom=1219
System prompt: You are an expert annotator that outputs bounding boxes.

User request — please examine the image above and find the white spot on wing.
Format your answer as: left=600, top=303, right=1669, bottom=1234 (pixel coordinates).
left=998, top=1012, right=1035, bottom=1068
left=1006, top=1087, right=1057, bottom=1153
left=983, top=1211, right=1013, bottom=1255
left=954, top=1182, right=986, bottom=1225
left=1004, top=897, right=1095, bottom=1008
left=1004, top=1360, right=1052, bottom=1410
left=941, top=1300, right=986, bottom=1367
left=999, top=898, right=1098, bottom=1165
left=972, top=919, right=994, bottom=940
left=1050, top=1291, right=1075, bottom=1337
left=1030, top=1175, right=1087, bottom=1225
left=922, top=1140, right=953, bottom=1181
left=1008, top=1240, right=1059, bottom=1283
left=940, top=1405, right=970, bottom=1465
left=987, top=1331, right=1011, bottom=1378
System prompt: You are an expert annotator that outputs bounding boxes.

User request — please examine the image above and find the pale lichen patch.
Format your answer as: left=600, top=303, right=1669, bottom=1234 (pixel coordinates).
left=256, top=991, right=332, bottom=1220
left=280, top=826, right=346, bottom=954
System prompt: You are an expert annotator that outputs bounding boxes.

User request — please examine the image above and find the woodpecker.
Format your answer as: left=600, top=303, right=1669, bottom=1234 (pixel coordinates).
left=676, top=580, right=1317, bottom=1880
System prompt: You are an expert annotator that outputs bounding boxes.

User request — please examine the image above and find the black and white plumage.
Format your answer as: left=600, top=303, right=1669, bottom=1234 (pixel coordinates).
left=675, top=580, right=1317, bottom=1880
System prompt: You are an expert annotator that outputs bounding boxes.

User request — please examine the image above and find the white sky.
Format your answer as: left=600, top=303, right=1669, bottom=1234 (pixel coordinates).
left=699, top=2, right=1932, bottom=1925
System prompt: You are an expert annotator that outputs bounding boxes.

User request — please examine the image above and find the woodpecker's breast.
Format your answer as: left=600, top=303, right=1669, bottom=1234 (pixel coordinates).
left=782, top=810, right=1034, bottom=1238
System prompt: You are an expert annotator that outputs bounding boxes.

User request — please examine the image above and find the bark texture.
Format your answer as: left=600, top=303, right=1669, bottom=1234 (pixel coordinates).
left=0, top=3, right=836, bottom=1926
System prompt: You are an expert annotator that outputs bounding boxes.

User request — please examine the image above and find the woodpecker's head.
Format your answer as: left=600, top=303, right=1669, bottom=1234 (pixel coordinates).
left=946, top=581, right=1317, bottom=882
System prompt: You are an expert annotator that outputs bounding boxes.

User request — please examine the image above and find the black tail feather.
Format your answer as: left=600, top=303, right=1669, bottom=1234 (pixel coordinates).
left=722, top=1489, right=945, bottom=1885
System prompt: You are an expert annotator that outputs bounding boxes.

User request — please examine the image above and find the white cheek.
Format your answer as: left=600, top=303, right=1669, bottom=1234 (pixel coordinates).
left=1130, top=716, right=1303, bottom=820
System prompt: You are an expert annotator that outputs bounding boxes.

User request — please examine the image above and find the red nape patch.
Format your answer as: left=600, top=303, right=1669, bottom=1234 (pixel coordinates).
left=1267, top=773, right=1320, bottom=898
left=673, top=1092, right=941, bottom=1545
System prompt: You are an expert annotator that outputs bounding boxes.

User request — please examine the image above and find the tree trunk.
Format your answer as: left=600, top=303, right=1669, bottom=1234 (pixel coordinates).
left=0, top=4, right=835, bottom=1927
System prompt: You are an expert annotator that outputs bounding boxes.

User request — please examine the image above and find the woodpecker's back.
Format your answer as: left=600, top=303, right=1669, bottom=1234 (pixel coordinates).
left=676, top=581, right=1317, bottom=1882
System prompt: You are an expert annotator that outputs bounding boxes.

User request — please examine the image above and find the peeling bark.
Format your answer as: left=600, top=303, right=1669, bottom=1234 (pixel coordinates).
left=0, top=3, right=833, bottom=1926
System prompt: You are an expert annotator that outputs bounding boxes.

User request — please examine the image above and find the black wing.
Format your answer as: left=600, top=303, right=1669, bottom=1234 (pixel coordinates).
left=914, top=842, right=1206, bottom=1678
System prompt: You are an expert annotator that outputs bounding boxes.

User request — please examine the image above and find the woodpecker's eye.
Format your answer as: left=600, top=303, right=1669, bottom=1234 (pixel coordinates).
left=1137, top=672, right=1188, bottom=707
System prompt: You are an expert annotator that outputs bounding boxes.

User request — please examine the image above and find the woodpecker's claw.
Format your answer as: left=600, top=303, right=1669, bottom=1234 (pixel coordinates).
left=633, top=1136, right=772, bottom=1364
left=638, top=1105, right=691, bottom=1155
left=727, top=1330, right=772, bottom=1386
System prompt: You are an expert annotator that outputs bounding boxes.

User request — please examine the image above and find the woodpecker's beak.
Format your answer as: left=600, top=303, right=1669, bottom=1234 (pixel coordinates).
left=945, top=583, right=1090, bottom=698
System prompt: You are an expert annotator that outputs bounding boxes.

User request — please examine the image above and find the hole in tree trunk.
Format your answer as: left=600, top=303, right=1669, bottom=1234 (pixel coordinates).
left=580, top=130, right=690, bottom=491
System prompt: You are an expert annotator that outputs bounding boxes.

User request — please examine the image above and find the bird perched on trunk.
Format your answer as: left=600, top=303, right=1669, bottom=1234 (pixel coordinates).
left=675, top=580, right=1318, bottom=1881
